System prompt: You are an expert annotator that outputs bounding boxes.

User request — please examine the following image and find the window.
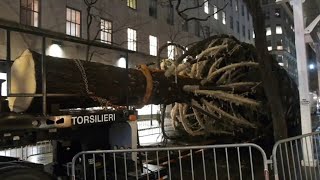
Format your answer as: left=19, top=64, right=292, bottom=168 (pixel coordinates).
left=236, top=21, right=239, bottom=33
left=275, top=8, right=281, bottom=18
left=100, top=19, right=112, bottom=44
left=149, top=35, right=157, bottom=56
left=248, top=29, right=251, bottom=40
left=203, top=26, right=210, bottom=37
left=20, top=0, right=40, bottom=27
left=182, top=20, right=189, bottom=32
left=265, top=10, right=270, bottom=19
left=195, top=21, right=200, bottom=36
left=66, top=8, right=81, bottom=37
left=241, top=5, right=244, bottom=16
left=276, top=25, right=282, bottom=34
left=253, top=31, right=255, bottom=39
left=167, top=5, right=174, bottom=25
left=277, top=40, right=283, bottom=50
left=230, top=16, right=233, bottom=29
left=222, top=11, right=226, bottom=24
left=247, top=12, right=250, bottom=21
left=167, top=41, right=176, bottom=60
left=149, top=0, right=157, bottom=18
left=266, top=26, right=271, bottom=36
left=127, top=0, right=137, bottom=9
left=204, top=0, right=209, bottom=14
left=290, top=25, right=294, bottom=31
left=242, top=25, right=245, bottom=37
left=277, top=55, right=283, bottom=62
left=181, top=13, right=188, bottom=31
left=235, top=0, right=238, bottom=11
left=127, top=28, right=137, bottom=51
left=230, top=0, right=233, bottom=7
left=267, top=40, right=272, bottom=51
left=213, top=5, right=218, bottom=20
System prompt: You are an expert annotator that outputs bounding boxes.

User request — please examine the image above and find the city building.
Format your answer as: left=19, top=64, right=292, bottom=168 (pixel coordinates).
left=261, top=0, right=298, bottom=82
left=0, top=0, right=254, bottom=68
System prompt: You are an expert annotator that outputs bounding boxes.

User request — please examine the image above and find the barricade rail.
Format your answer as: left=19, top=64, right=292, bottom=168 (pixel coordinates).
left=272, top=131, right=320, bottom=180
left=71, top=143, right=269, bottom=180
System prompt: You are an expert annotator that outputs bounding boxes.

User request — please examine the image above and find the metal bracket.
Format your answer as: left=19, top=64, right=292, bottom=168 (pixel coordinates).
left=305, top=14, right=320, bottom=43
left=276, top=0, right=305, bottom=4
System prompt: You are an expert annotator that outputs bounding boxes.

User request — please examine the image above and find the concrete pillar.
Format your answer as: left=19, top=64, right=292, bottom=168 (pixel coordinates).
left=291, top=0, right=315, bottom=166
left=316, top=44, right=320, bottom=96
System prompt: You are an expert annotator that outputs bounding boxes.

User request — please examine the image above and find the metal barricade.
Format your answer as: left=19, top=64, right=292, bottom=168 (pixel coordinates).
left=71, top=143, right=269, bottom=180
left=272, top=131, right=320, bottom=180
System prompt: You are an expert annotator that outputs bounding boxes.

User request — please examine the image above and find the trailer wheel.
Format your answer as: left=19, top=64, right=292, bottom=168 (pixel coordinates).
left=0, top=165, right=54, bottom=180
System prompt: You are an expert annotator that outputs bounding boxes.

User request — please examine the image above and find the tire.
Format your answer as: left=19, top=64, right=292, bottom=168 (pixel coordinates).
left=0, top=165, right=55, bottom=180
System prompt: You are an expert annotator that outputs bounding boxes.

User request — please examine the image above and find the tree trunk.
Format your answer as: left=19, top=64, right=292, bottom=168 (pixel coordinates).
left=244, top=0, right=289, bottom=140
left=8, top=49, right=200, bottom=113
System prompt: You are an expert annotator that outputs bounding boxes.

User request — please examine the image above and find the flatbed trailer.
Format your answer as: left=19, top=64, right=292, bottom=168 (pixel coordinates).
left=0, top=108, right=169, bottom=179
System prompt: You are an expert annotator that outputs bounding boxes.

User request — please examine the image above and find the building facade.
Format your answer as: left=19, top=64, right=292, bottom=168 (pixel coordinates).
left=0, top=0, right=254, bottom=68
left=261, top=0, right=297, bottom=82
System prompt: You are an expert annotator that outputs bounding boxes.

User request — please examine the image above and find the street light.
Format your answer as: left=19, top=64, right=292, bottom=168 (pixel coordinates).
left=47, top=40, right=63, bottom=58
left=117, top=56, right=126, bottom=68
left=309, top=64, right=315, bottom=70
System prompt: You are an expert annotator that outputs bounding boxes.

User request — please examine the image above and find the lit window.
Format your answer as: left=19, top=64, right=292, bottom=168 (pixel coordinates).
left=276, top=25, right=282, bottom=34
left=253, top=31, right=255, bottom=39
left=277, top=40, right=283, bottom=50
left=213, top=5, right=218, bottom=20
left=204, top=0, right=209, bottom=14
left=66, top=8, right=81, bottom=37
left=127, top=28, right=137, bottom=51
left=127, top=0, right=137, bottom=9
left=100, top=19, right=112, bottom=44
left=266, top=26, right=271, bottom=36
left=235, top=0, right=238, bottom=11
left=222, top=11, right=226, bottom=24
left=267, top=40, right=272, bottom=51
left=275, top=8, right=281, bottom=18
left=20, top=0, right=40, bottom=27
left=0, top=73, right=7, bottom=96
left=167, top=41, right=176, bottom=60
left=149, top=35, right=158, bottom=56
